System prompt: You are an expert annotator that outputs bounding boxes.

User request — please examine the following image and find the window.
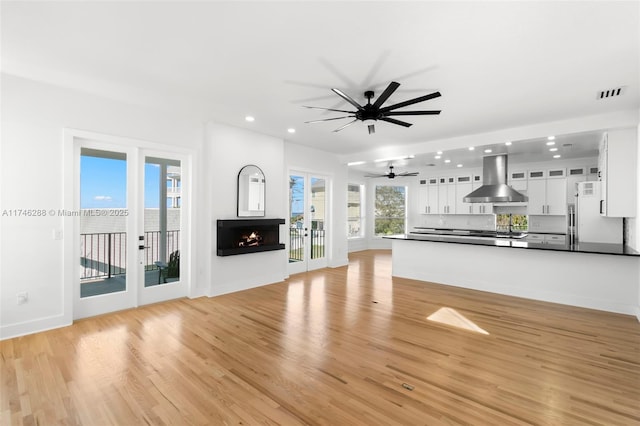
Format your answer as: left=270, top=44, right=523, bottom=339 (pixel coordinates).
left=496, top=213, right=528, bottom=232
left=347, top=184, right=364, bottom=238
left=374, top=185, right=406, bottom=236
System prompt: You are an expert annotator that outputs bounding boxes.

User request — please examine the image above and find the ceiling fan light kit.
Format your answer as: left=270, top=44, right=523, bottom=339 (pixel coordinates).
left=304, top=81, right=441, bottom=134
left=364, top=164, right=419, bottom=179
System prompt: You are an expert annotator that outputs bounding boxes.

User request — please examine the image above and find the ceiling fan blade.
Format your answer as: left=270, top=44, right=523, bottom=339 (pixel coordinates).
left=303, top=105, right=355, bottom=113
left=379, top=91, right=441, bottom=112
left=305, top=116, right=354, bottom=124
left=379, top=117, right=413, bottom=127
left=364, top=173, right=388, bottom=178
left=395, top=172, right=420, bottom=176
left=372, top=81, right=400, bottom=108
left=332, top=119, right=358, bottom=132
left=332, top=88, right=364, bottom=110
left=368, top=124, right=375, bottom=134
left=385, top=110, right=441, bottom=116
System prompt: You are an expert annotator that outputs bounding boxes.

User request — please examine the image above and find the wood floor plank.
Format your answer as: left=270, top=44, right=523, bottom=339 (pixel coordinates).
left=1, top=249, right=639, bottom=425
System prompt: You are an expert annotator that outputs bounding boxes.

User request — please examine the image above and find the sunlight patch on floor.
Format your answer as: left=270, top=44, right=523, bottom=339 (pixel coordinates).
left=427, top=307, right=489, bottom=335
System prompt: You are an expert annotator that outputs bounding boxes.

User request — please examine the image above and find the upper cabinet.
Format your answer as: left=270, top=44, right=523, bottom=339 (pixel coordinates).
left=526, top=168, right=567, bottom=216
left=418, top=178, right=439, bottom=214
left=599, top=128, right=637, bottom=217
left=438, top=176, right=456, bottom=214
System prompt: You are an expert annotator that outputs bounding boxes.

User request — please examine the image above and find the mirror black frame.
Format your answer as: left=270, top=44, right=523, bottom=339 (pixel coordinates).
left=237, top=165, right=266, bottom=217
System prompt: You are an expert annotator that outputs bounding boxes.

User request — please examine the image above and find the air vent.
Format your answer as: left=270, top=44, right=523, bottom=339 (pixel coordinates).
left=597, top=86, right=625, bottom=99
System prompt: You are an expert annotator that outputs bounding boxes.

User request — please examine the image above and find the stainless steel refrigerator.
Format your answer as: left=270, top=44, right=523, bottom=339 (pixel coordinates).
left=576, top=181, right=622, bottom=244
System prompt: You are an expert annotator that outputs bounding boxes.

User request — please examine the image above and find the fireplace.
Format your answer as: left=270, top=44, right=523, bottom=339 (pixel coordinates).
left=217, top=219, right=285, bottom=256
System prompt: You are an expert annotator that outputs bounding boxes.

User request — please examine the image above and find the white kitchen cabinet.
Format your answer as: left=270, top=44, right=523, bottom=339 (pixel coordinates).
left=525, top=233, right=566, bottom=244
left=508, top=170, right=528, bottom=191
left=566, top=166, right=587, bottom=203
left=471, top=175, right=493, bottom=214
left=527, top=169, right=567, bottom=215
left=599, top=128, right=637, bottom=217
left=438, top=176, right=456, bottom=214
left=418, top=178, right=439, bottom=214
left=456, top=176, right=474, bottom=214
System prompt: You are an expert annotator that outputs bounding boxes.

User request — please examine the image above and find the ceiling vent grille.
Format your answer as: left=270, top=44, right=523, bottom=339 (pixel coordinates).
left=597, top=86, right=625, bottom=99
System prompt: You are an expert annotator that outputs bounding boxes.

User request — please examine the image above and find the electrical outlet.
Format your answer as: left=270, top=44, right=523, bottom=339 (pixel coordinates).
left=52, top=229, right=63, bottom=240
left=17, top=292, right=28, bottom=305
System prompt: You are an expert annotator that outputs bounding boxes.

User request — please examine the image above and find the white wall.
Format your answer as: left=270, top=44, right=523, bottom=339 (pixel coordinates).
left=284, top=142, right=349, bottom=267
left=0, top=74, right=204, bottom=339
left=205, top=122, right=287, bottom=295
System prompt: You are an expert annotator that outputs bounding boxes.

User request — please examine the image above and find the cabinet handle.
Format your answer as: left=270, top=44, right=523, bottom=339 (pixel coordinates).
left=599, top=200, right=604, bottom=215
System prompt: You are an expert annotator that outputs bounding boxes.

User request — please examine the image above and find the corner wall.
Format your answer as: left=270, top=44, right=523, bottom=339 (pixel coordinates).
left=0, top=74, right=203, bottom=339
left=205, top=123, right=287, bottom=296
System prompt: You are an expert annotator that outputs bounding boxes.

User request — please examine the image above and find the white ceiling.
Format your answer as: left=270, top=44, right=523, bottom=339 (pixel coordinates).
left=2, top=1, right=639, bottom=161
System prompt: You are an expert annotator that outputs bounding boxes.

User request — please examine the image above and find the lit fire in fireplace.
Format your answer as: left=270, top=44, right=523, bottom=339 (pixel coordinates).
left=238, top=231, right=263, bottom=247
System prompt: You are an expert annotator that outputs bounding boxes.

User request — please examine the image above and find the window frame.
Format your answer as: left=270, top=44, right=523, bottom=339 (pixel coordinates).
left=374, top=184, right=407, bottom=237
left=347, top=183, right=365, bottom=239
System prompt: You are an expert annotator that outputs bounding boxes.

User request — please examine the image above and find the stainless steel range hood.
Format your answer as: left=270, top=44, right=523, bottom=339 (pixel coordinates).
left=463, top=154, right=528, bottom=203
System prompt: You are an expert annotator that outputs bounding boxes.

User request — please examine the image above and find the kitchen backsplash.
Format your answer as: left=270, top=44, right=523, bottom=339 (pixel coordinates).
left=416, top=213, right=568, bottom=233
left=418, top=214, right=496, bottom=231
left=528, top=215, right=567, bottom=233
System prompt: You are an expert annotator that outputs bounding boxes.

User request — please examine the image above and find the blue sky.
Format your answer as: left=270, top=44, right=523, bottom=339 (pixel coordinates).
left=80, top=156, right=163, bottom=209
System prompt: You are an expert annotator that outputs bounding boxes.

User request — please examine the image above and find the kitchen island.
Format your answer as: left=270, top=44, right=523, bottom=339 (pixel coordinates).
left=385, top=233, right=640, bottom=318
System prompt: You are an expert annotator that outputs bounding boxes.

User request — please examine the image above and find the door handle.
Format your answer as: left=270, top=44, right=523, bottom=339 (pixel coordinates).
left=138, top=245, right=149, bottom=250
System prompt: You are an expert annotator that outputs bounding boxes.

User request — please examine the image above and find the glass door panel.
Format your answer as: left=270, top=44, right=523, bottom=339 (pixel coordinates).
left=289, top=174, right=305, bottom=265
left=79, top=148, right=128, bottom=298
left=310, top=177, right=326, bottom=261
left=143, top=157, right=181, bottom=287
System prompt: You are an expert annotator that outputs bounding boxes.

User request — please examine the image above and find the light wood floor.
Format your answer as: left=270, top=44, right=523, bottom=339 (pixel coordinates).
left=2, top=250, right=639, bottom=425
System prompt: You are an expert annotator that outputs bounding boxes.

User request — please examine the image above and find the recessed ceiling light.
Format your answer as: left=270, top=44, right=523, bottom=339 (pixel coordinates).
left=468, top=147, right=475, bottom=151
left=347, top=161, right=365, bottom=166
left=553, top=154, right=561, bottom=159
left=505, top=141, right=512, bottom=146
left=434, top=155, right=441, bottom=159
left=245, top=116, right=255, bottom=122
left=549, top=147, right=558, bottom=152
left=287, top=128, right=295, bottom=133
left=457, top=164, right=463, bottom=168
left=444, top=159, right=451, bottom=163
left=547, top=136, right=555, bottom=140
left=437, top=151, right=443, bottom=155
left=546, top=141, right=555, bottom=146
left=484, top=149, right=492, bottom=153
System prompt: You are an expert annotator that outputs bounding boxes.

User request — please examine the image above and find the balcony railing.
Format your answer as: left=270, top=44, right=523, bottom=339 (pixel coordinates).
left=80, top=231, right=180, bottom=280
left=288, top=227, right=325, bottom=262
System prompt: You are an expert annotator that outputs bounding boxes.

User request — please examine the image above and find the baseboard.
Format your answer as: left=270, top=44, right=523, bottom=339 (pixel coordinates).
left=0, top=313, right=71, bottom=341
left=330, top=258, right=349, bottom=268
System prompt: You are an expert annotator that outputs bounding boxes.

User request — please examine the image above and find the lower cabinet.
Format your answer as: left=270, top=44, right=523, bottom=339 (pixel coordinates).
left=525, top=233, right=566, bottom=244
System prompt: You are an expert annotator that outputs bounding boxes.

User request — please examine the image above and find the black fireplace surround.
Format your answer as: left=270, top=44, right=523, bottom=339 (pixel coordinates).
left=217, top=219, right=285, bottom=256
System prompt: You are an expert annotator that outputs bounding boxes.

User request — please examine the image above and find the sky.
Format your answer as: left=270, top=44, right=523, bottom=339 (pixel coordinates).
left=80, top=156, right=169, bottom=209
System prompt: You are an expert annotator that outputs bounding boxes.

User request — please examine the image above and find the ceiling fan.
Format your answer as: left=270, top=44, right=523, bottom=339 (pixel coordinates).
left=365, top=163, right=419, bottom=179
left=304, top=81, right=441, bottom=134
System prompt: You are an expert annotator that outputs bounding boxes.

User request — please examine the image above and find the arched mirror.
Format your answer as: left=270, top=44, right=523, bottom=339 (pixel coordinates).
left=237, top=165, right=265, bottom=217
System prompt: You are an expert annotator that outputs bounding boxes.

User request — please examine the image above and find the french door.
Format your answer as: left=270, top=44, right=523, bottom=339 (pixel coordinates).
left=288, top=171, right=329, bottom=275
left=73, top=138, right=189, bottom=319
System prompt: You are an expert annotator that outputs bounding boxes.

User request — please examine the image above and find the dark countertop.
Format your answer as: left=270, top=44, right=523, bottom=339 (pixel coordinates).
left=385, top=233, right=640, bottom=257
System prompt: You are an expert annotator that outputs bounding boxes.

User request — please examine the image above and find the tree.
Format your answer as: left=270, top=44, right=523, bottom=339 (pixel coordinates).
left=375, top=185, right=406, bottom=235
